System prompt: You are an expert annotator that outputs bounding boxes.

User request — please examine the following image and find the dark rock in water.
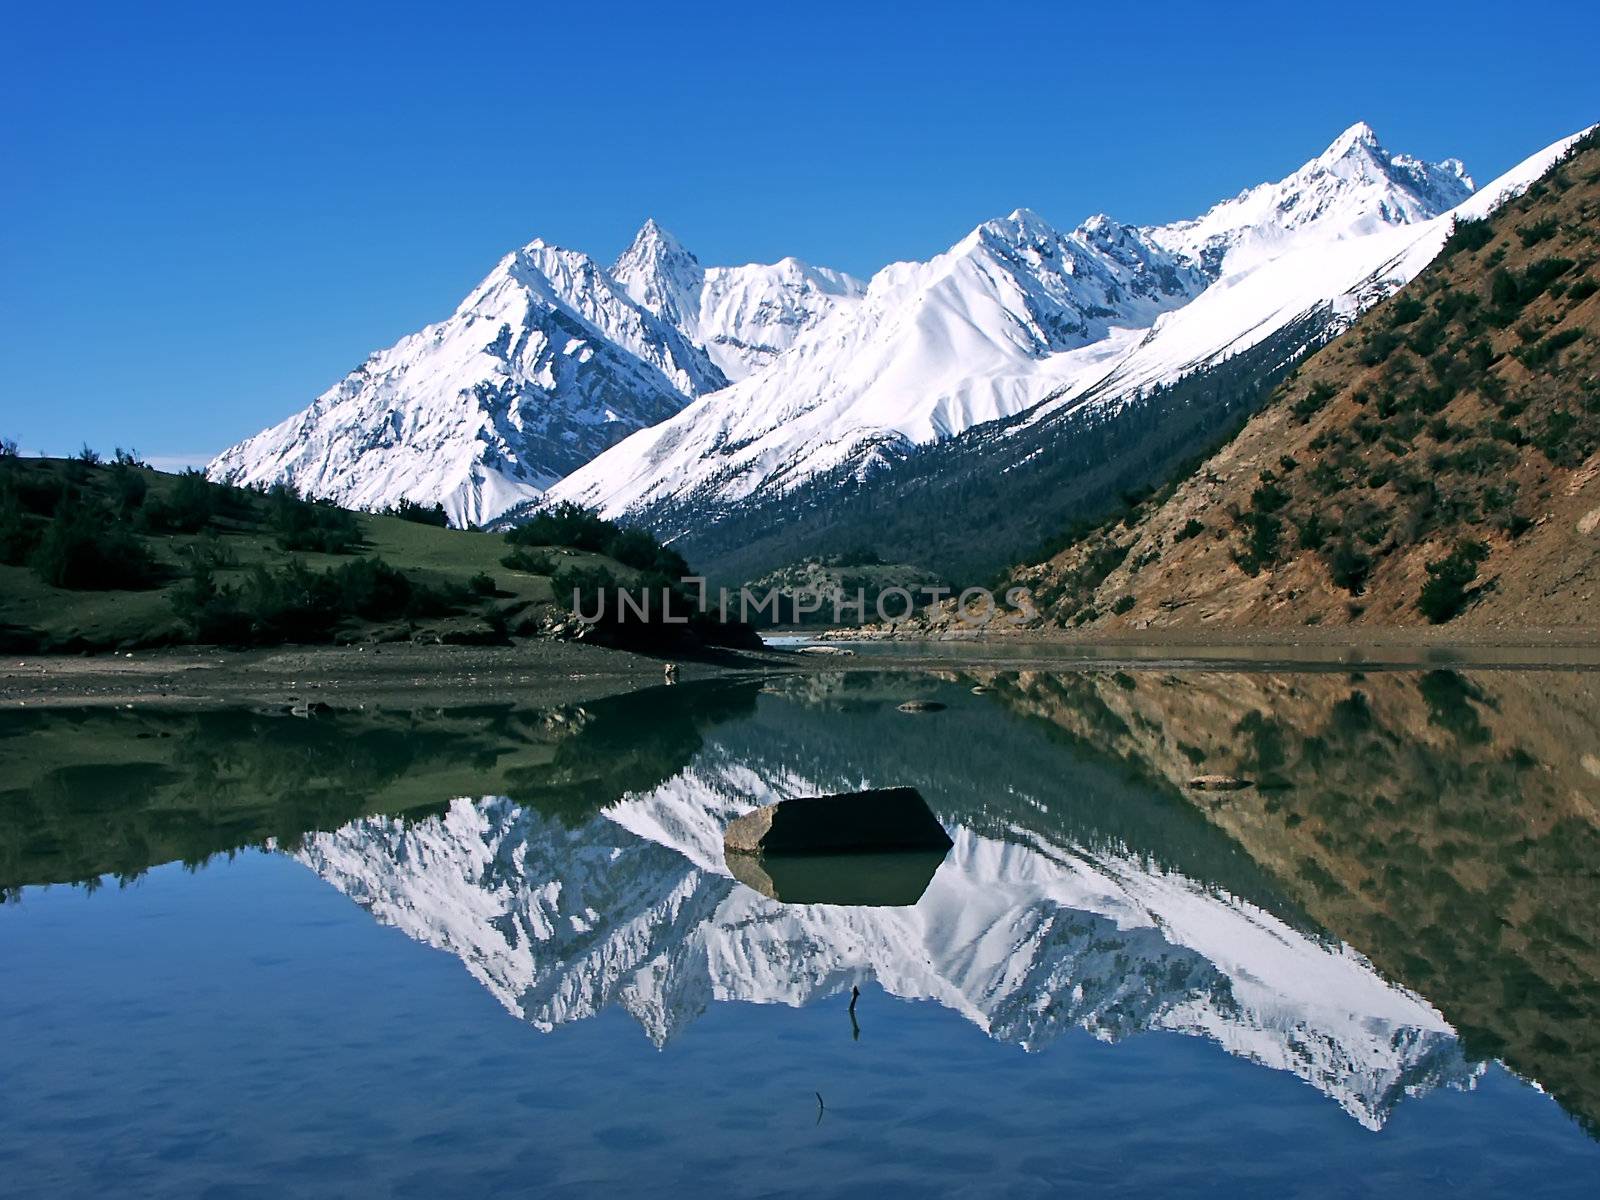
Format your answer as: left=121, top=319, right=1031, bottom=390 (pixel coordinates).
left=725, top=848, right=946, bottom=907
left=723, top=787, right=953, bottom=857
left=1188, top=774, right=1253, bottom=791
left=896, top=700, right=946, bottom=713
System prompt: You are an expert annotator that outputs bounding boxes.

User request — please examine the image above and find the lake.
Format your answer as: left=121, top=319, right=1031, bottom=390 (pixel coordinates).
left=3, top=666, right=1599, bottom=1197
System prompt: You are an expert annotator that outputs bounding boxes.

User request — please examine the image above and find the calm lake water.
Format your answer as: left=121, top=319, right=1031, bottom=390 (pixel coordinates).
left=3, top=667, right=1599, bottom=1197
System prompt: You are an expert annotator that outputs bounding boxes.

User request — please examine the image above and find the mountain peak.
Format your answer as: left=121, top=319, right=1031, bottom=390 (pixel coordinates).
left=975, top=207, right=1058, bottom=245
left=1322, top=120, right=1383, bottom=159
left=620, top=218, right=697, bottom=266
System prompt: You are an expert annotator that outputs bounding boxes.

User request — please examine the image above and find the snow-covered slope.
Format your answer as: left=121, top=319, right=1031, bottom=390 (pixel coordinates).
left=543, top=123, right=1537, bottom=525
left=293, top=748, right=1479, bottom=1130
left=1018, top=124, right=1586, bottom=433
left=208, top=226, right=857, bottom=526
left=1144, top=121, right=1472, bottom=279
left=612, top=219, right=866, bottom=381
left=546, top=208, right=1208, bottom=514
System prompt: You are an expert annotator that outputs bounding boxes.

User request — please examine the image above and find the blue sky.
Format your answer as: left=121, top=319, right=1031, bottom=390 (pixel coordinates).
left=2, top=0, right=1596, bottom=465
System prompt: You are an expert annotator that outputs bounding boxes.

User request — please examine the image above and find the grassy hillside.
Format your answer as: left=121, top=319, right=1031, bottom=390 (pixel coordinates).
left=0, top=457, right=750, bottom=652
left=986, top=128, right=1600, bottom=632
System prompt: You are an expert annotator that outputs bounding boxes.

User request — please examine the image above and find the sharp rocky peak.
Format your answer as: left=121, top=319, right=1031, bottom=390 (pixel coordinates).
left=615, top=218, right=700, bottom=273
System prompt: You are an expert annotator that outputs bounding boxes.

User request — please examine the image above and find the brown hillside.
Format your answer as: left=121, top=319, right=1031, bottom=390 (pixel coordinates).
left=1010, top=130, right=1600, bottom=632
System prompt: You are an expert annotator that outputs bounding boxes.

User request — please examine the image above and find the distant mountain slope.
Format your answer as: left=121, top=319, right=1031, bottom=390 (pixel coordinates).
left=208, top=229, right=859, bottom=526
left=984, top=127, right=1600, bottom=631
left=215, top=123, right=1490, bottom=537
left=547, top=124, right=1482, bottom=540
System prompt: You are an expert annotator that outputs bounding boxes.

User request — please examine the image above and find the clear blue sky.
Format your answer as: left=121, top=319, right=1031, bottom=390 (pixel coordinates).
left=2, top=0, right=1596, bottom=465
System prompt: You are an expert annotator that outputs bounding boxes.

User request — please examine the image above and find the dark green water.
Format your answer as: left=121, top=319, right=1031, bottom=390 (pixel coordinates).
left=3, top=668, right=1598, bottom=1197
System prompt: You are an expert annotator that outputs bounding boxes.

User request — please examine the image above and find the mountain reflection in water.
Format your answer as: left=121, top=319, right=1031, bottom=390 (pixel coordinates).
left=4, top=667, right=1598, bottom=1143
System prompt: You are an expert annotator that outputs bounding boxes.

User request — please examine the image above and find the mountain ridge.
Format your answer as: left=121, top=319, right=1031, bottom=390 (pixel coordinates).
left=544, top=122, right=1487, bottom=533
left=211, top=122, right=1562, bottom=555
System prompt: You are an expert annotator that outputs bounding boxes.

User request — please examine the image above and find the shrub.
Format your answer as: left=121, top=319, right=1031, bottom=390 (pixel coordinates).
left=1515, top=217, right=1559, bottom=248
left=1521, top=257, right=1577, bottom=301
left=168, top=563, right=249, bottom=644
left=170, top=556, right=459, bottom=644
left=1569, top=277, right=1598, bottom=303
left=1440, top=217, right=1495, bottom=258
left=384, top=499, right=451, bottom=527
left=1535, top=410, right=1587, bottom=467
left=1359, top=330, right=1401, bottom=366
left=0, top=485, right=37, bottom=564
left=325, top=557, right=418, bottom=621
left=1388, top=296, right=1426, bottom=327
left=505, top=502, right=618, bottom=554
left=1174, top=517, right=1205, bottom=542
left=109, top=463, right=148, bottom=517
left=1325, top=539, right=1373, bottom=595
left=1251, top=480, right=1290, bottom=513
left=141, top=469, right=218, bottom=533
left=553, top=563, right=623, bottom=619
left=1234, top=511, right=1281, bottom=575
left=1418, top=540, right=1490, bottom=623
left=1297, top=513, right=1329, bottom=551
left=1292, top=380, right=1338, bottom=422
left=1111, top=594, right=1136, bottom=615
left=1514, top=327, right=1584, bottom=371
left=501, top=546, right=554, bottom=574
left=269, top=485, right=362, bottom=553
left=468, top=571, right=497, bottom=596
left=504, top=501, right=687, bottom=577
left=29, top=497, right=158, bottom=590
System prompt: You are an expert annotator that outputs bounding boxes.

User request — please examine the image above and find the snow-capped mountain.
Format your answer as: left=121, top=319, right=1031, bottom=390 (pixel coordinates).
left=207, top=228, right=857, bottom=525
left=546, top=123, right=1571, bottom=527
left=292, top=750, right=1478, bottom=1130
left=544, top=207, right=1208, bottom=513
left=611, top=219, right=866, bottom=381
left=212, top=120, right=1584, bottom=537
left=1144, top=121, right=1473, bottom=279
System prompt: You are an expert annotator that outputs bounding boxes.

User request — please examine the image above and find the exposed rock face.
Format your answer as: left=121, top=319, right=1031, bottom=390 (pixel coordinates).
left=722, top=786, right=953, bottom=856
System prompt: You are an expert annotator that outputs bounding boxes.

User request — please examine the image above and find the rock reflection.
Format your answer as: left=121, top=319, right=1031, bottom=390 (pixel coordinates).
left=292, top=675, right=1498, bottom=1133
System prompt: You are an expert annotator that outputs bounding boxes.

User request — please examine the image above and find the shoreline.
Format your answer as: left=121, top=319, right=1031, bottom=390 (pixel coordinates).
left=7, top=626, right=1600, bottom=711
left=0, top=641, right=798, bottom=711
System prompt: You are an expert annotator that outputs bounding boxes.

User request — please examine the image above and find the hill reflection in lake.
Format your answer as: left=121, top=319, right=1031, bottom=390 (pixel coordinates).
left=4, top=668, right=1599, bottom=1196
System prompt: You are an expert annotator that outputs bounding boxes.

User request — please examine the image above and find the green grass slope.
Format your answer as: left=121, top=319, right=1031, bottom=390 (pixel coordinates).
left=0, top=457, right=747, bottom=652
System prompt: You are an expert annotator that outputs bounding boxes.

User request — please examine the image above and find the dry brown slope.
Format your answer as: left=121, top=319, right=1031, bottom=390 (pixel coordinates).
left=1014, top=130, right=1600, bottom=632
